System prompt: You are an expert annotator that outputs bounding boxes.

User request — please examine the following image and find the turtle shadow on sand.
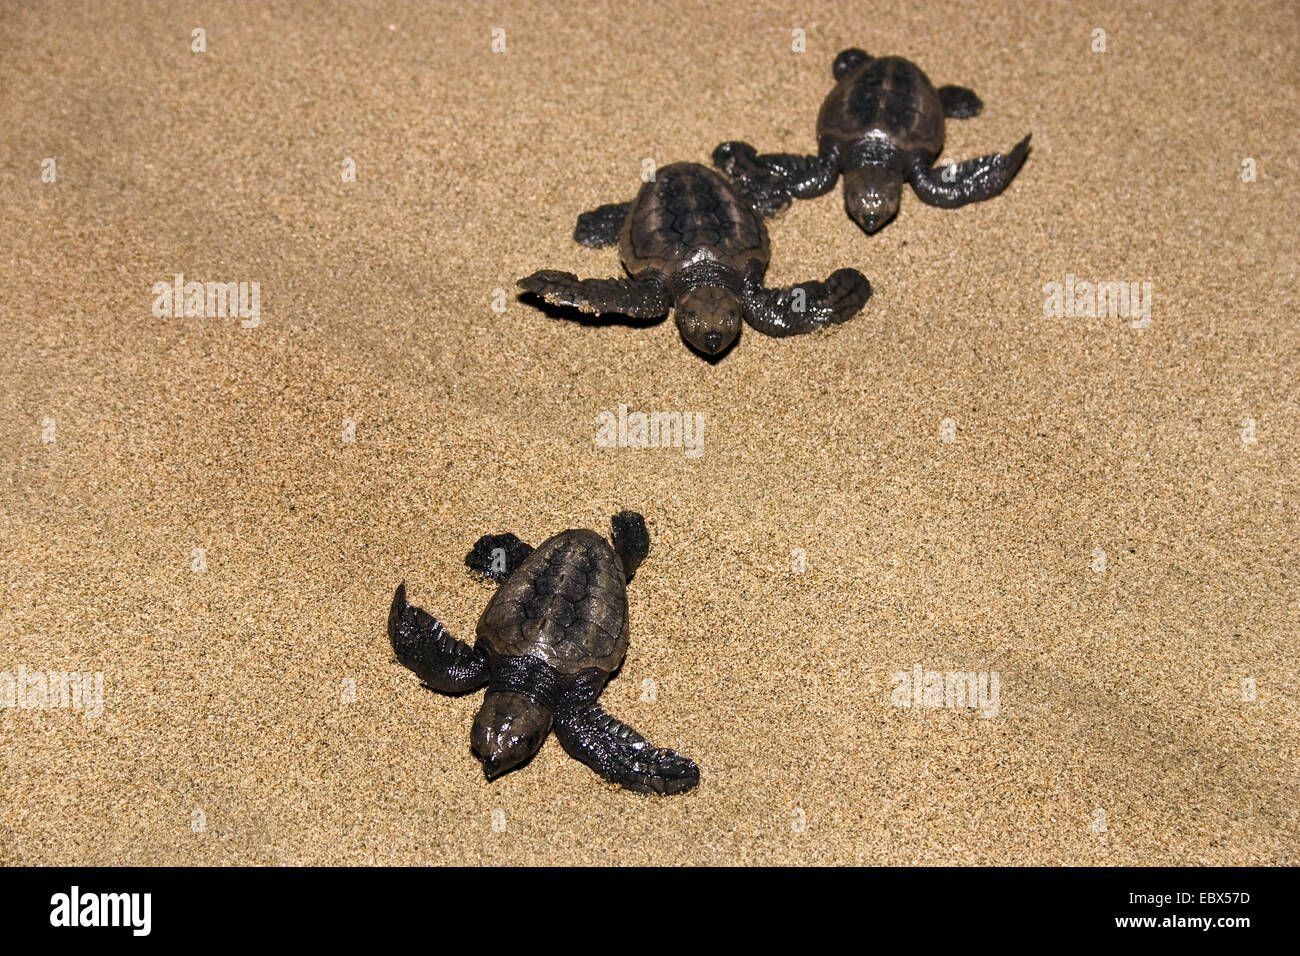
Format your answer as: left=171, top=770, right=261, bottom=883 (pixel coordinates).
left=515, top=291, right=667, bottom=330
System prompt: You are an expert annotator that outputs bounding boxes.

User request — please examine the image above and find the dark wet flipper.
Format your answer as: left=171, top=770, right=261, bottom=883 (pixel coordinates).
left=712, top=141, right=839, bottom=217
left=609, top=511, right=649, bottom=581
left=832, top=47, right=872, bottom=80
left=553, top=701, right=700, bottom=795
left=388, top=583, right=489, bottom=693
left=517, top=270, right=670, bottom=318
left=909, top=134, right=1031, bottom=208
left=466, top=533, right=534, bottom=583
left=574, top=202, right=632, bottom=248
left=937, top=84, right=983, bottom=119
left=814, top=268, right=875, bottom=324
left=742, top=268, right=872, bottom=337
left=712, top=141, right=794, bottom=216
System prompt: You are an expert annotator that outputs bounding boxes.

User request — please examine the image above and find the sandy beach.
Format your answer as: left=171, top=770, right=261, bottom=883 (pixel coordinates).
left=1, top=0, right=1296, bottom=864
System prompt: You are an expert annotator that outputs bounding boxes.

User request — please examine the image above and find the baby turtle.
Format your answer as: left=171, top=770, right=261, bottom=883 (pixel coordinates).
left=517, top=161, right=871, bottom=357
left=713, top=48, right=1031, bottom=233
left=387, top=511, right=699, bottom=795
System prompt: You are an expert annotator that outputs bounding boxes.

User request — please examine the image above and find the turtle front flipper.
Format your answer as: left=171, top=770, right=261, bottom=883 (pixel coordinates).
left=466, top=533, right=534, bottom=583
left=554, top=688, right=699, bottom=795
left=388, top=583, right=489, bottom=693
left=742, top=268, right=872, bottom=338
left=712, top=141, right=840, bottom=218
left=909, top=133, right=1031, bottom=208
left=937, top=84, right=983, bottom=119
left=517, top=270, right=670, bottom=319
left=574, top=202, right=632, bottom=248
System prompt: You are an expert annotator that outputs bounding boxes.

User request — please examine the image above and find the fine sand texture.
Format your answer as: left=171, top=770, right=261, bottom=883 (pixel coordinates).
left=1, top=0, right=1296, bottom=865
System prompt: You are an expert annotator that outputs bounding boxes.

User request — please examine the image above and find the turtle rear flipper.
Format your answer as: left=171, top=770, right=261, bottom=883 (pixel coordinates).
left=466, top=532, right=534, bottom=583
left=574, top=202, right=632, bottom=248
left=937, top=84, right=983, bottom=119
left=554, top=698, right=699, bottom=795
left=517, top=270, right=670, bottom=319
left=832, top=47, right=872, bottom=80
left=609, top=510, right=649, bottom=581
left=712, top=141, right=840, bottom=217
left=388, top=584, right=489, bottom=693
left=742, top=268, right=872, bottom=338
left=909, top=133, right=1031, bottom=208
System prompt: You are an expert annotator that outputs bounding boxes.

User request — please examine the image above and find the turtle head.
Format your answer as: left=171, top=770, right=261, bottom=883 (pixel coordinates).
left=843, top=165, right=902, bottom=234
left=472, top=691, right=552, bottom=780
left=674, top=286, right=743, bottom=356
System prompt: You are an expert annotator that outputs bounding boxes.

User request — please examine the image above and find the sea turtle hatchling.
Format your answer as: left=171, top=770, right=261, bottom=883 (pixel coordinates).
left=713, top=48, right=1031, bottom=234
left=517, top=161, right=871, bottom=357
left=387, top=511, right=700, bottom=795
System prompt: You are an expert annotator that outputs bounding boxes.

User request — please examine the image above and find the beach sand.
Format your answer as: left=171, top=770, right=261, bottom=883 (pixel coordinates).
left=1, top=0, right=1296, bottom=864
